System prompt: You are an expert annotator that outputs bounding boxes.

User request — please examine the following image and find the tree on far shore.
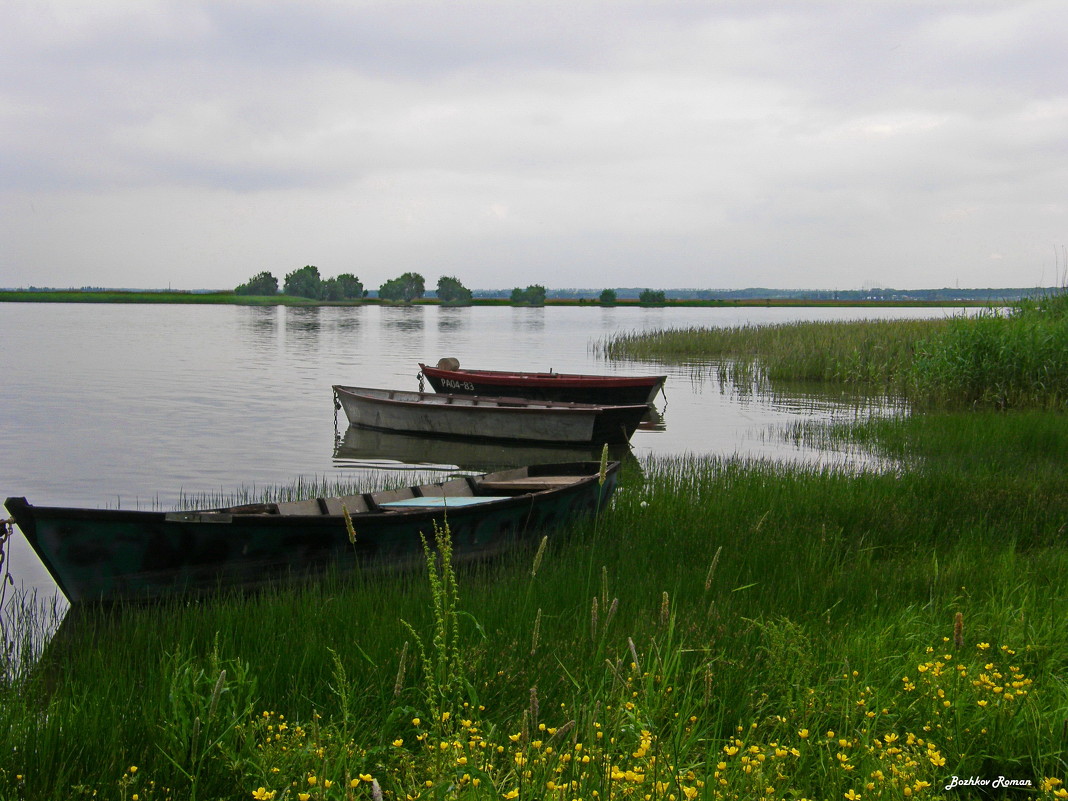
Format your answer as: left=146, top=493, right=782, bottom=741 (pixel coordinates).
left=510, top=284, right=547, bottom=306
left=379, top=272, right=426, bottom=303
left=639, top=288, right=666, bottom=305
left=284, top=265, right=324, bottom=299
left=436, top=275, right=472, bottom=305
left=235, top=271, right=279, bottom=296
left=599, top=288, right=617, bottom=305
left=324, top=273, right=365, bottom=301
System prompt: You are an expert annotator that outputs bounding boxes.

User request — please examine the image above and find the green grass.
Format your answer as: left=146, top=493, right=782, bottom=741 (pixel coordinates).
left=2, top=413, right=1067, bottom=799
left=597, top=318, right=950, bottom=389
left=909, top=295, right=1068, bottom=409
left=600, top=295, right=1068, bottom=411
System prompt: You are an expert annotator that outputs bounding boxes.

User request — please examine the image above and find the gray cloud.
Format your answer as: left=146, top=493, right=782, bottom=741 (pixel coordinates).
left=2, top=1, right=1067, bottom=290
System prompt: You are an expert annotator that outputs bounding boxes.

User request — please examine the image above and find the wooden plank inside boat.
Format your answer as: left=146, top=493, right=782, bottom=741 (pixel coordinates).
left=477, top=475, right=587, bottom=492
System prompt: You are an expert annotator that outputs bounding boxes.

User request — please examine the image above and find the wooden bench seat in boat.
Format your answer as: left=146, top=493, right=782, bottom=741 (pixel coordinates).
left=276, top=495, right=371, bottom=516
left=476, top=475, right=585, bottom=493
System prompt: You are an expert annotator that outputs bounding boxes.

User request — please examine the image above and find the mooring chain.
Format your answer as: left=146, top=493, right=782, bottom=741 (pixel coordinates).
left=0, top=518, right=12, bottom=588
left=417, top=370, right=425, bottom=392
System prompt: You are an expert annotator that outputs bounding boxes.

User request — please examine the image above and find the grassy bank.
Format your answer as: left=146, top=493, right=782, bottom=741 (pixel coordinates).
left=600, top=294, right=1068, bottom=410
left=598, top=317, right=945, bottom=388
left=2, top=412, right=1067, bottom=799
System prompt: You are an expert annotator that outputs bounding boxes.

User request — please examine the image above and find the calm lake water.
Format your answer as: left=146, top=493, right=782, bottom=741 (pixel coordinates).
left=1, top=301, right=965, bottom=599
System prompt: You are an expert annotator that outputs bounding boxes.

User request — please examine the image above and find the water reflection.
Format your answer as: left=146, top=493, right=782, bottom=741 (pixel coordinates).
left=238, top=306, right=280, bottom=356
left=437, top=307, right=470, bottom=333
left=381, top=305, right=425, bottom=333
left=284, top=307, right=324, bottom=353
left=511, top=307, right=545, bottom=332
left=638, top=405, right=667, bottom=432
left=333, top=425, right=636, bottom=474
left=331, top=307, right=363, bottom=333
left=241, top=305, right=279, bottom=334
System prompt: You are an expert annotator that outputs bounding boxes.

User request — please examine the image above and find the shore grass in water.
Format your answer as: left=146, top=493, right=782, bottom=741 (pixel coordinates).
left=169, top=470, right=445, bottom=511
left=596, top=318, right=946, bottom=389
left=1, top=413, right=1066, bottom=799
left=599, top=294, right=1068, bottom=410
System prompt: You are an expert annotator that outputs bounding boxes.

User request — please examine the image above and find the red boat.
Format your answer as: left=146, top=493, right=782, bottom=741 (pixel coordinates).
left=419, top=361, right=667, bottom=406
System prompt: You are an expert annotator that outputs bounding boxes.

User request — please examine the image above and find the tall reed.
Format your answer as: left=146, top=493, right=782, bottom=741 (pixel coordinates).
left=597, top=318, right=948, bottom=388
left=600, top=296, right=1068, bottom=410
left=910, top=294, right=1068, bottom=409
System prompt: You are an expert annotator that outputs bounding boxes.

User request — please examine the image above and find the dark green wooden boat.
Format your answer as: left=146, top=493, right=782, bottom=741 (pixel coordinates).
left=5, top=461, right=619, bottom=605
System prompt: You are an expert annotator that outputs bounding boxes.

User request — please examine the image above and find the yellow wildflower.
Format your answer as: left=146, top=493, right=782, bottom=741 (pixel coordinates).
left=252, top=789, right=276, bottom=801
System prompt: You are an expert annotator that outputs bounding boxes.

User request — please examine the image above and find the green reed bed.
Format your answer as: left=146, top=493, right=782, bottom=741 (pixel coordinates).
left=909, top=295, right=1068, bottom=409
left=599, top=295, right=1068, bottom=411
left=2, top=416, right=1067, bottom=800
left=597, top=318, right=947, bottom=388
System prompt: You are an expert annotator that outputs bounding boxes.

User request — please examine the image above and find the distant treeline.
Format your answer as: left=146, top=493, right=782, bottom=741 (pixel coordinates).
left=5, top=285, right=1061, bottom=304
left=475, top=286, right=1063, bottom=302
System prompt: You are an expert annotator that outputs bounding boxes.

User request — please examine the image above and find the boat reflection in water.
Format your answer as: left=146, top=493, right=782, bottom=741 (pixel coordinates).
left=637, top=404, right=666, bottom=432
left=333, top=425, right=638, bottom=474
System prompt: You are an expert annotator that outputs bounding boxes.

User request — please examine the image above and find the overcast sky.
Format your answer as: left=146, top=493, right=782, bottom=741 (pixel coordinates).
left=2, top=1, right=1067, bottom=292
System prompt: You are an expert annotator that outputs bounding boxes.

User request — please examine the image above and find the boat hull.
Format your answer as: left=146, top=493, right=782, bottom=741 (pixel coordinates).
left=420, top=364, right=667, bottom=405
left=6, top=462, right=619, bottom=604
left=334, top=386, right=647, bottom=445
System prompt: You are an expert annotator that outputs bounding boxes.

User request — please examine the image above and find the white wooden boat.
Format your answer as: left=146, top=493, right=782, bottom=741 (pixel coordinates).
left=332, top=385, right=648, bottom=445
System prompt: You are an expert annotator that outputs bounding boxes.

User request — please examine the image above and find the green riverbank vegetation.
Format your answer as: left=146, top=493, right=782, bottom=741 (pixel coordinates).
left=599, top=294, right=1068, bottom=410
left=2, top=426, right=1067, bottom=798
left=2, top=300, right=1067, bottom=799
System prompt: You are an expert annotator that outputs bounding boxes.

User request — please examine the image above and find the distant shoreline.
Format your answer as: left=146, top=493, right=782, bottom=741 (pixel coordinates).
left=0, top=289, right=992, bottom=308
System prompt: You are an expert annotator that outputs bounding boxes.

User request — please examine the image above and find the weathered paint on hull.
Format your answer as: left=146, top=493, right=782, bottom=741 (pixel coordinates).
left=6, top=463, right=618, bottom=604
